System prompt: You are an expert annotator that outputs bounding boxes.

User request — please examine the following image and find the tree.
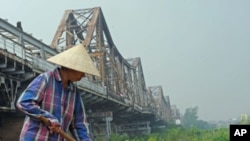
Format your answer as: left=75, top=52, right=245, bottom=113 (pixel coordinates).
left=181, top=106, right=214, bottom=129
left=182, top=106, right=199, bottom=128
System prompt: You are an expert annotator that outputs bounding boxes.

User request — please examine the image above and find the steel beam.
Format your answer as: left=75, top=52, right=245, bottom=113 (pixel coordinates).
left=0, top=18, right=58, bottom=56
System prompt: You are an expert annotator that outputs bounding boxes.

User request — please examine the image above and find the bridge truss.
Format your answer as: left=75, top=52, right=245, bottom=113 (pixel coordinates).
left=0, top=7, right=177, bottom=140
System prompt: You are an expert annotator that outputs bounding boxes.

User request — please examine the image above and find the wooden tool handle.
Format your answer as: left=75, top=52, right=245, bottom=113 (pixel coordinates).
left=38, top=116, right=51, bottom=126
left=58, top=130, right=76, bottom=141
left=38, top=116, right=76, bottom=141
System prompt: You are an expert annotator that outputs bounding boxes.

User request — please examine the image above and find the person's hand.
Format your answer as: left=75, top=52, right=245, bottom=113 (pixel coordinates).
left=48, top=125, right=61, bottom=134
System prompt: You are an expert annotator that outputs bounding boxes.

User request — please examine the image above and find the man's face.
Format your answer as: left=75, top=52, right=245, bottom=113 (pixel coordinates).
left=67, top=69, right=85, bottom=82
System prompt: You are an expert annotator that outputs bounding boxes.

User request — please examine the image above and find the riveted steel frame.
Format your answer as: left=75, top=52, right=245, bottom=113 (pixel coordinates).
left=50, top=7, right=149, bottom=109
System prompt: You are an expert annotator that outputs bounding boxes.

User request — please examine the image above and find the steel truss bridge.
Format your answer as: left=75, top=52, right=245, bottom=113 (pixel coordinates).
left=0, top=7, right=178, bottom=141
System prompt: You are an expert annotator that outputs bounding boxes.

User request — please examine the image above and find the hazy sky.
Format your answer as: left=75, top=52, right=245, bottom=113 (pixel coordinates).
left=1, top=0, right=250, bottom=121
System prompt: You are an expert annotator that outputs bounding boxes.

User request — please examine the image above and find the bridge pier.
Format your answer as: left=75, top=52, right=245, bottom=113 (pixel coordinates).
left=0, top=76, right=21, bottom=111
left=104, top=116, right=112, bottom=140
left=116, top=121, right=151, bottom=136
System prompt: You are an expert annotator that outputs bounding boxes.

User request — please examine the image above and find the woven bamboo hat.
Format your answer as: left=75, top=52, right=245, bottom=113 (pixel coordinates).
left=47, top=44, right=100, bottom=77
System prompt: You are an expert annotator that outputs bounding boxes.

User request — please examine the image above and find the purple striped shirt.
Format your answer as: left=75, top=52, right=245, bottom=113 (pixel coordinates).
left=16, top=68, right=91, bottom=141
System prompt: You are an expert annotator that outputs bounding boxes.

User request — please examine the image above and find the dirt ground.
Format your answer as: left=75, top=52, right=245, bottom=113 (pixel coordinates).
left=0, top=113, right=24, bottom=141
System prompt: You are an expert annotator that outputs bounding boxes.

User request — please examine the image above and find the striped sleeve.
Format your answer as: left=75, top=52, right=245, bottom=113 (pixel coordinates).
left=16, top=73, right=60, bottom=125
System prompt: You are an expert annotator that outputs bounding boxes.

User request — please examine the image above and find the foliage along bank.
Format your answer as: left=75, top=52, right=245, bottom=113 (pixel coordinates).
left=108, top=127, right=229, bottom=141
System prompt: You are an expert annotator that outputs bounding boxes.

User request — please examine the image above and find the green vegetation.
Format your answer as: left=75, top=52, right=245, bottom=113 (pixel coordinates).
left=181, top=106, right=216, bottom=129
left=240, top=113, right=250, bottom=124
left=108, top=106, right=231, bottom=141
left=108, top=127, right=229, bottom=141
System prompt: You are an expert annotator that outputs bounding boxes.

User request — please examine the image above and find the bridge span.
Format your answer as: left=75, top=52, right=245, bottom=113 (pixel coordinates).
left=0, top=7, right=180, bottom=140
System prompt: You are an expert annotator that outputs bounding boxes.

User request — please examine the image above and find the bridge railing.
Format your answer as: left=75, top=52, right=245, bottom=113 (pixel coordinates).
left=0, top=35, right=33, bottom=63
left=32, top=56, right=55, bottom=71
left=0, top=34, right=149, bottom=114
left=77, top=79, right=107, bottom=96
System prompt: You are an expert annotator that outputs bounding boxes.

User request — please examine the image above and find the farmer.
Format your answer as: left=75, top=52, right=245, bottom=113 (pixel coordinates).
left=16, top=44, right=100, bottom=141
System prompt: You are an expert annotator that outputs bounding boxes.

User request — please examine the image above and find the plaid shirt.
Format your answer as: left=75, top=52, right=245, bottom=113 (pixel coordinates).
left=16, top=68, right=91, bottom=141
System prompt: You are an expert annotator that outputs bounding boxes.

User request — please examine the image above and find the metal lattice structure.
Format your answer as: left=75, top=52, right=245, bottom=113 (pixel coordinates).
left=148, top=86, right=172, bottom=122
left=0, top=7, right=179, bottom=140
left=50, top=7, right=148, bottom=109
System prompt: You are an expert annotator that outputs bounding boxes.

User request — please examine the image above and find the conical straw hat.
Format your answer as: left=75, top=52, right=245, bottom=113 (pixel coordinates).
left=47, top=44, right=100, bottom=77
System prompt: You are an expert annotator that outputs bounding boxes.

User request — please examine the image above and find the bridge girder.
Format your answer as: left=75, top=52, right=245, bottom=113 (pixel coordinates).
left=50, top=7, right=150, bottom=113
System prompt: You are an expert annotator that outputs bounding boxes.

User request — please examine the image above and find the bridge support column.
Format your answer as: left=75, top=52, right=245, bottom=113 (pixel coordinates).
left=104, top=116, right=112, bottom=140
left=117, top=121, right=151, bottom=136
left=0, top=76, right=20, bottom=111
left=88, top=111, right=113, bottom=141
